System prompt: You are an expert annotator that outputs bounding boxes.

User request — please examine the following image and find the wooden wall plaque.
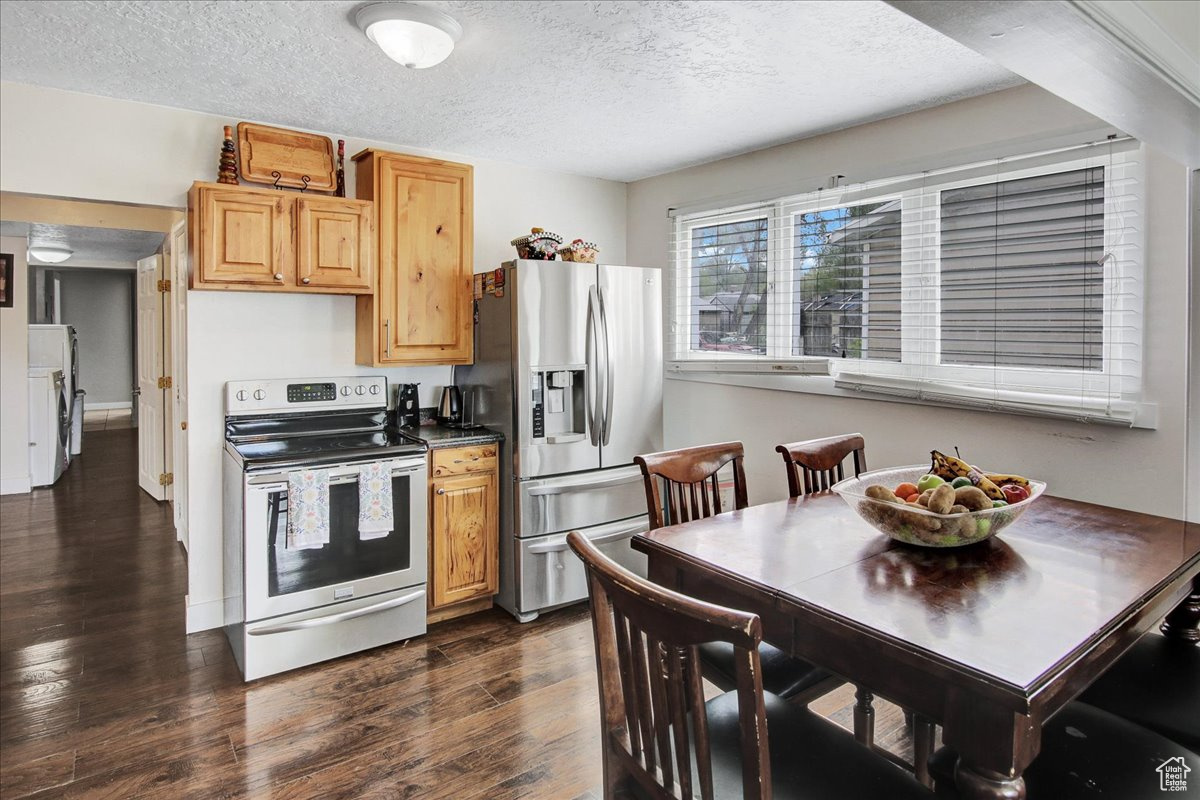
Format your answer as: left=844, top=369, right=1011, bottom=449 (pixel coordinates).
left=236, top=122, right=336, bottom=191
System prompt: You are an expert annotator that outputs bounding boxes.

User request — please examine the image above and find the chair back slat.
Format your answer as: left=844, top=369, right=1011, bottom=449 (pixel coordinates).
left=645, top=637, right=676, bottom=787
left=776, top=434, right=867, bottom=498
left=611, top=608, right=645, bottom=763
left=688, top=644, right=715, bottom=799
left=570, top=531, right=771, bottom=800
left=636, top=442, right=749, bottom=530
left=665, top=646, right=693, bottom=797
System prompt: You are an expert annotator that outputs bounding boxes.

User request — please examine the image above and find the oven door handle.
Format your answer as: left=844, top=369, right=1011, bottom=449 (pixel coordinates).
left=247, top=589, right=426, bottom=635
left=248, top=459, right=426, bottom=487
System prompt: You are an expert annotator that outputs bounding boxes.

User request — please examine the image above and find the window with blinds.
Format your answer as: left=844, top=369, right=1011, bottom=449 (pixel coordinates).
left=793, top=201, right=902, bottom=361
left=938, top=167, right=1105, bottom=371
left=668, top=138, right=1144, bottom=424
left=688, top=217, right=769, bottom=355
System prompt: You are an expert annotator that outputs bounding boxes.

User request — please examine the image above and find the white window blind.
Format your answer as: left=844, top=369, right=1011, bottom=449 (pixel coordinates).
left=668, top=138, right=1144, bottom=424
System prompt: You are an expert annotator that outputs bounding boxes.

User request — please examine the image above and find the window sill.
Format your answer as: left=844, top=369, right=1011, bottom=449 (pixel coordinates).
left=663, top=370, right=1158, bottom=430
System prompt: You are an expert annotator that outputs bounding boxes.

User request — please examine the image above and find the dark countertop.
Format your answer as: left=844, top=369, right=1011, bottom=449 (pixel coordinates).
left=395, top=424, right=504, bottom=450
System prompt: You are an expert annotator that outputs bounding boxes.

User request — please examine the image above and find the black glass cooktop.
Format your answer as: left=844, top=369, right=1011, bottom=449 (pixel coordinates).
left=229, top=429, right=424, bottom=470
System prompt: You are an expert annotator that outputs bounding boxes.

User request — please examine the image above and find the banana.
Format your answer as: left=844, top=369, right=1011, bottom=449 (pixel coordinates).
left=930, top=450, right=1005, bottom=500
left=983, top=473, right=1031, bottom=490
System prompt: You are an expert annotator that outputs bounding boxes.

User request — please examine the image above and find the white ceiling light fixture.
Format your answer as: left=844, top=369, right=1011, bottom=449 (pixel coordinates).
left=28, top=246, right=73, bottom=263
left=356, top=2, right=462, bottom=69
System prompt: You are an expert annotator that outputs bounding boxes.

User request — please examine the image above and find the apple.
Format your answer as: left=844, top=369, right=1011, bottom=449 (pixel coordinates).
left=916, top=474, right=945, bottom=493
left=1001, top=484, right=1030, bottom=504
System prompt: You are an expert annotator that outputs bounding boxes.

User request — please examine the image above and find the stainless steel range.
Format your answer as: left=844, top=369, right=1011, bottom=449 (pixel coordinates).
left=222, top=376, right=428, bottom=680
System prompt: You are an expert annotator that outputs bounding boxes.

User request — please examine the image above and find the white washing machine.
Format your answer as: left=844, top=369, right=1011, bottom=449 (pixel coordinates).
left=29, top=324, right=82, bottom=457
left=29, top=368, right=69, bottom=487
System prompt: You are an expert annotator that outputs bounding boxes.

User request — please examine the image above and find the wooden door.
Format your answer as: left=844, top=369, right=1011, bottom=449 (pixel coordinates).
left=376, top=155, right=473, bottom=364
left=430, top=471, right=498, bottom=607
left=194, top=186, right=291, bottom=287
left=295, top=196, right=372, bottom=292
left=136, top=255, right=166, bottom=501
left=168, top=219, right=189, bottom=549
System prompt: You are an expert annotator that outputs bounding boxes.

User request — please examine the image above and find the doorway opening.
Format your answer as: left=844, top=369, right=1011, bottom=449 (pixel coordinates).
left=1, top=193, right=189, bottom=549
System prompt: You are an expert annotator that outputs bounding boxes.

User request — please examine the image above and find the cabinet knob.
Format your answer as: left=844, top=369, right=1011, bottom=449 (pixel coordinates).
left=436, top=488, right=446, bottom=495
left=273, top=273, right=284, bottom=281
left=301, top=277, right=311, bottom=284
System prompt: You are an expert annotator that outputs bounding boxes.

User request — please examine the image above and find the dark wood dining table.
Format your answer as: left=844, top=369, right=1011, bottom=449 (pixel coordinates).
left=631, top=492, right=1200, bottom=799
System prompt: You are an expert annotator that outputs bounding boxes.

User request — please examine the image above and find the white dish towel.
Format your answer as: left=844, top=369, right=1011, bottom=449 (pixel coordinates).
left=286, top=469, right=330, bottom=550
left=358, top=461, right=394, bottom=539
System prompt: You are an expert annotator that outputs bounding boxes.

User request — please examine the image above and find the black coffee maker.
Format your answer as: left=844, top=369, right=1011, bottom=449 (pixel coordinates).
left=395, top=383, right=420, bottom=428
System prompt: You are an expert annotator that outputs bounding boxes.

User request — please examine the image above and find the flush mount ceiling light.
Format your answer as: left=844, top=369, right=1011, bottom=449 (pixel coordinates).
left=28, top=246, right=73, bottom=263
left=356, top=2, right=462, bottom=69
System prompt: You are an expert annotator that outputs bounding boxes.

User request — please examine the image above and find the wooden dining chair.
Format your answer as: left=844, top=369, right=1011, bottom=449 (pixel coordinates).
left=568, top=530, right=932, bottom=800
left=634, top=443, right=841, bottom=706
left=1076, top=625, right=1200, bottom=751
left=776, top=432, right=938, bottom=782
left=775, top=433, right=867, bottom=497
left=634, top=441, right=749, bottom=530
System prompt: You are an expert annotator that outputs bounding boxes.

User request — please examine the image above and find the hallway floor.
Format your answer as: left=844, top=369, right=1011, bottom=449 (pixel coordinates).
left=81, top=408, right=133, bottom=432
left=0, top=429, right=920, bottom=799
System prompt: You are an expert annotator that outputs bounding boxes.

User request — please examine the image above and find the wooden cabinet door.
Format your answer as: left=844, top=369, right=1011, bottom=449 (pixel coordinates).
left=376, top=155, right=473, bottom=364
left=295, top=196, right=372, bottom=292
left=430, top=470, right=498, bottom=608
left=195, top=187, right=292, bottom=287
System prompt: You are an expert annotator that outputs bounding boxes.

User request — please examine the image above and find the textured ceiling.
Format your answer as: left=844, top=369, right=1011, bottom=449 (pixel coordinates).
left=0, top=1, right=1022, bottom=181
left=0, top=221, right=164, bottom=265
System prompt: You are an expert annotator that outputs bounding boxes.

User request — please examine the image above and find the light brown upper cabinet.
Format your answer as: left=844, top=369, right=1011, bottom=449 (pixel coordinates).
left=295, top=196, right=372, bottom=291
left=189, top=182, right=372, bottom=294
left=353, top=150, right=474, bottom=365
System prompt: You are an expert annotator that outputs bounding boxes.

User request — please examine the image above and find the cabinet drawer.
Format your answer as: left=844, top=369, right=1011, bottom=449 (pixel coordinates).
left=431, top=444, right=498, bottom=476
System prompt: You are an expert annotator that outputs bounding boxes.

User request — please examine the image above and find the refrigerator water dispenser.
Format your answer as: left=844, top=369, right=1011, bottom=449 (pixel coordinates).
left=531, top=368, right=585, bottom=443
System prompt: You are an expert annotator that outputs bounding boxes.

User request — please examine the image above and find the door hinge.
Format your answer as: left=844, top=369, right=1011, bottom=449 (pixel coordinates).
left=158, top=376, right=173, bottom=389
left=157, top=279, right=172, bottom=292
left=158, top=472, right=174, bottom=486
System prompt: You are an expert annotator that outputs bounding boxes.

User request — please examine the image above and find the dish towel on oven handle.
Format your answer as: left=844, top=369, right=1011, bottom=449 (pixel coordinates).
left=286, top=469, right=330, bottom=550
left=358, top=461, right=394, bottom=539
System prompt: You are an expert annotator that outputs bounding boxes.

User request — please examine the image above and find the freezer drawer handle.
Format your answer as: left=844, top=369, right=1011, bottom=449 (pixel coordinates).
left=527, top=472, right=642, bottom=496
left=247, top=589, right=426, bottom=635
left=527, top=526, right=641, bottom=554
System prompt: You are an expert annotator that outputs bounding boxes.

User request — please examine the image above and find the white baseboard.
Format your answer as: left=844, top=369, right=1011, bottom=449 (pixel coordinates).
left=185, top=597, right=225, bottom=633
left=85, top=401, right=133, bottom=411
left=0, top=477, right=32, bottom=495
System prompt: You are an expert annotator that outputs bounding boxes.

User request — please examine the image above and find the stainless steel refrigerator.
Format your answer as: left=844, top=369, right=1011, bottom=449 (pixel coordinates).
left=458, top=259, right=662, bottom=622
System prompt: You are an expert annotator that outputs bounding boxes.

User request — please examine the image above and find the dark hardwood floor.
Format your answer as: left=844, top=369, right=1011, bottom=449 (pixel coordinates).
left=1, top=429, right=919, bottom=799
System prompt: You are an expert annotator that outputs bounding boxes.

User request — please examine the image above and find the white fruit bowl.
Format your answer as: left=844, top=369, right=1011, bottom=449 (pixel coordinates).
left=831, top=465, right=1047, bottom=548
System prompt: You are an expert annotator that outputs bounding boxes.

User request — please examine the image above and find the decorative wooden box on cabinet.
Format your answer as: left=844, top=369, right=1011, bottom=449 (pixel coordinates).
left=352, top=149, right=474, bottom=366
left=189, top=182, right=372, bottom=294
left=427, top=444, right=499, bottom=623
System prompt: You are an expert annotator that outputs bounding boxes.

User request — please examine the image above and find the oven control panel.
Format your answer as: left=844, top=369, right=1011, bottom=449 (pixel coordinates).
left=226, top=377, right=386, bottom=416
left=287, top=382, right=336, bottom=403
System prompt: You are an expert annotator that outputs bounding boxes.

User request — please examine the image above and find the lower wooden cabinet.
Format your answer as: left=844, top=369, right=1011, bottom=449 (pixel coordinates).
left=428, top=444, right=499, bottom=620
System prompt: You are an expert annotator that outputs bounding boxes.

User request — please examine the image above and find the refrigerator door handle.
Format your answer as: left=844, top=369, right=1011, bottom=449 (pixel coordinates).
left=598, top=286, right=614, bottom=446
left=586, top=286, right=603, bottom=446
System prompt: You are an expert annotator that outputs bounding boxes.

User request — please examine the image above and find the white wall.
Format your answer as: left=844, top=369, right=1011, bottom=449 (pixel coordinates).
left=0, top=81, right=628, bottom=631
left=628, top=84, right=1192, bottom=519
left=58, top=268, right=135, bottom=406
left=0, top=235, right=30, bottom=494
